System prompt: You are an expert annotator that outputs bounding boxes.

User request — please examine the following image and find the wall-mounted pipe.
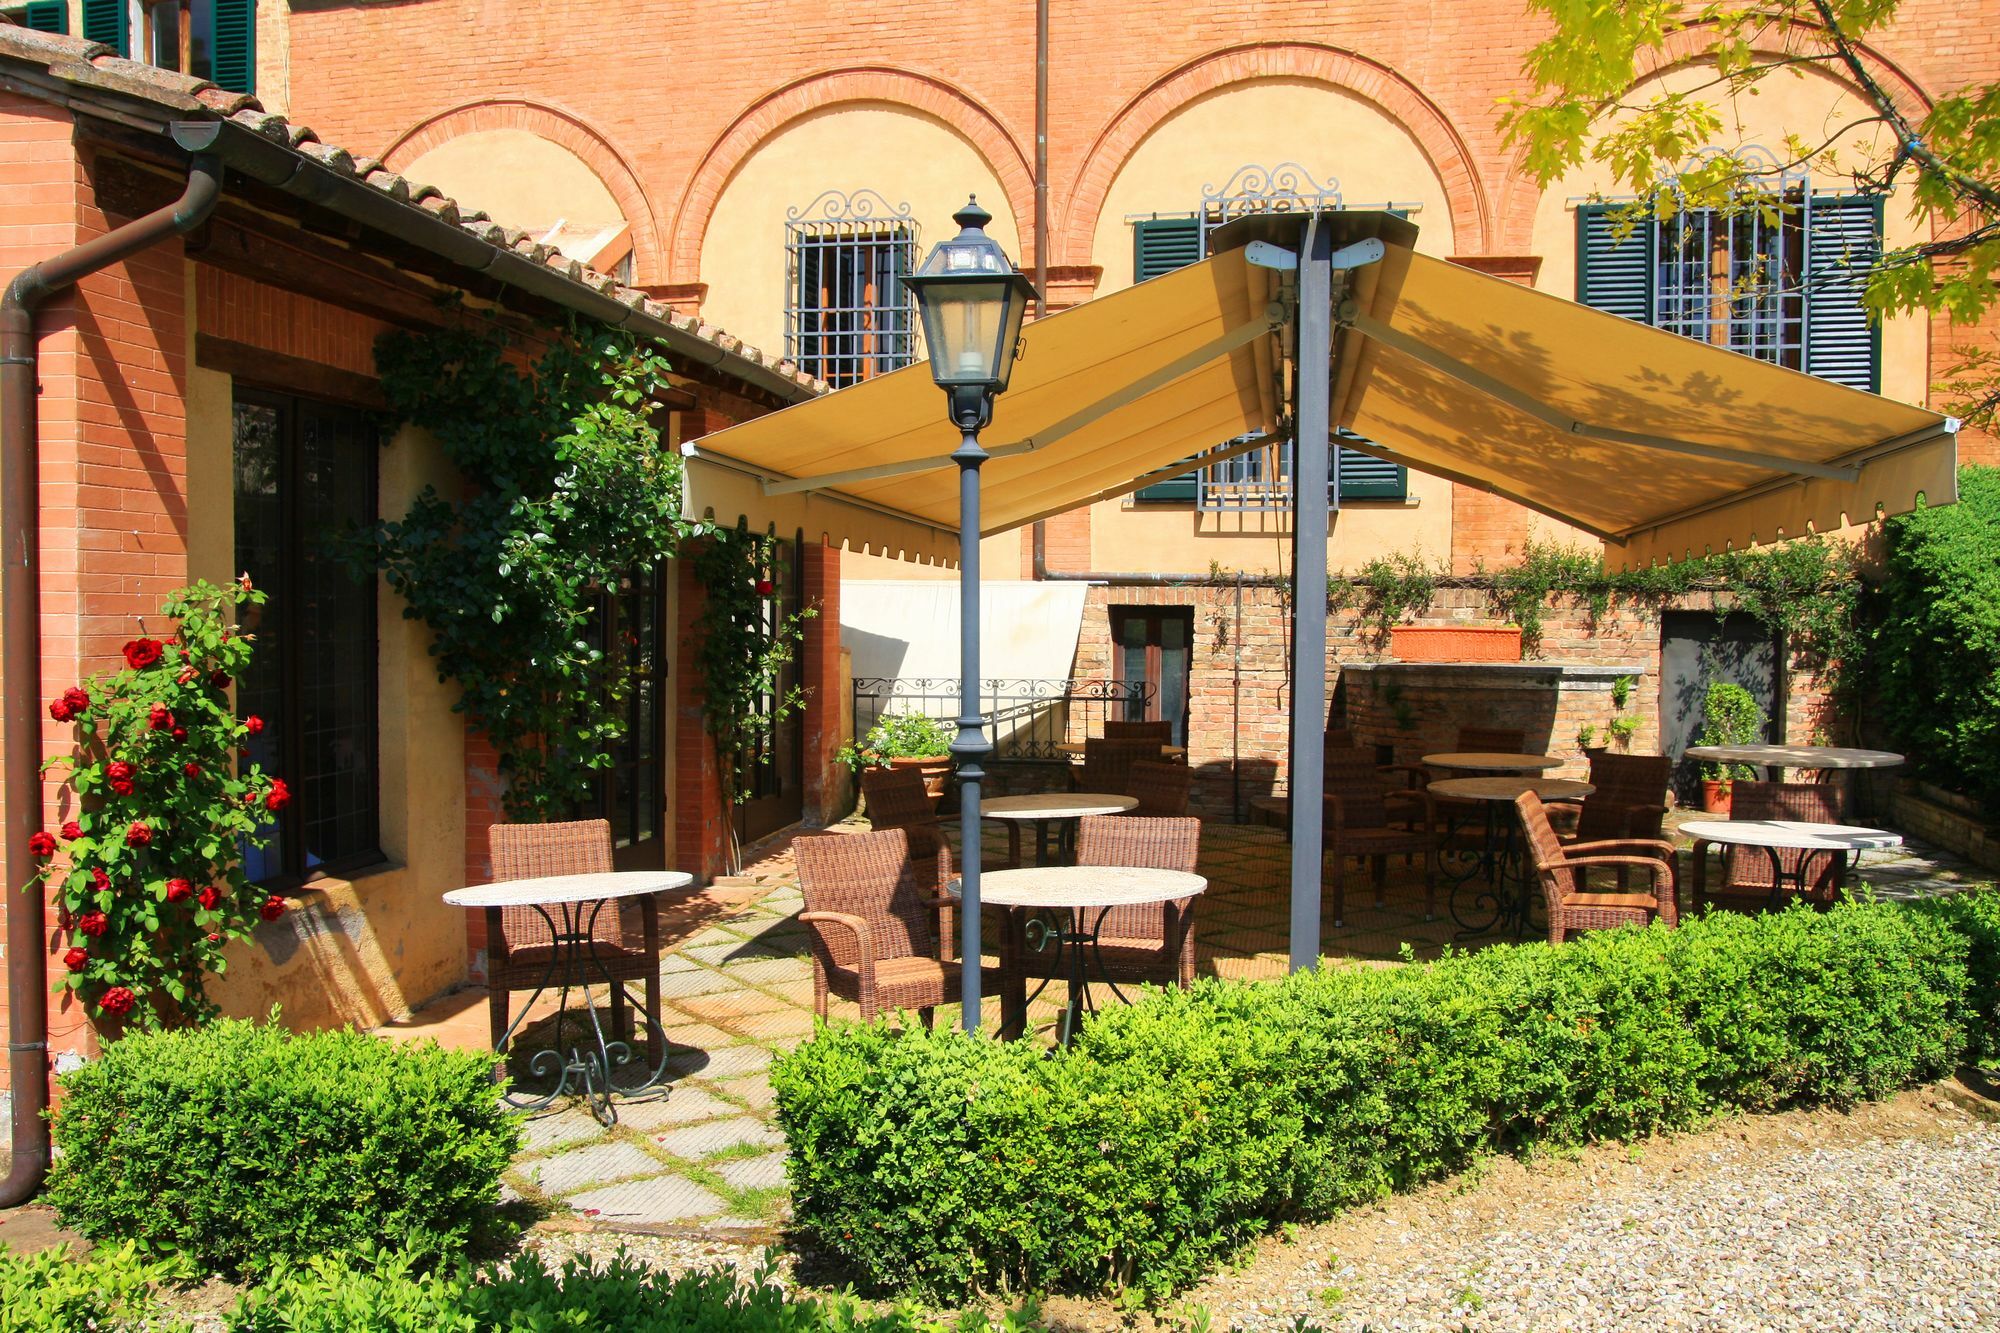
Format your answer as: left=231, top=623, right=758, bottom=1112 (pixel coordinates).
left=0, top=123, right=224, bottom=1208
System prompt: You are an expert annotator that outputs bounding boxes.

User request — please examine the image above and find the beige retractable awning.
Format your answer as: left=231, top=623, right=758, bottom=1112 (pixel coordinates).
left=688, top=211, right=1955, bottom=562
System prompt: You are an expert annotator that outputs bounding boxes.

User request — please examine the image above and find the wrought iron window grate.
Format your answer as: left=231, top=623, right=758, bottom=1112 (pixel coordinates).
left=784, top=190, right=920, bottom=387
left=1654, top=153, right=1809, bottom=368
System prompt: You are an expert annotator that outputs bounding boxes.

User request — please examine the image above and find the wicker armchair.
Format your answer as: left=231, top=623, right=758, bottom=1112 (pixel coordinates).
left=1104, top=719, right=1174, bottom=743
left=794, top=826, right=998, bottom=1025
left=485, top=820, right=662, bottom=1051
left=1125, top=759, right=1193, bottom=816
left=860, top=765, right=945, bottom=831
left=1323, top=747, right=1437, bottom=924
left=1381, top=725, right=1530, bottom=791
left=1692, top=781, right=1844, bottom=914
left=1000, top=815, right=1201, bottom=1030
left=1569, top=752, right=1674, bottom=842
left=1077, top=738, right=1161, bottom=793
left=1515, top=790, right=1677, bottom=943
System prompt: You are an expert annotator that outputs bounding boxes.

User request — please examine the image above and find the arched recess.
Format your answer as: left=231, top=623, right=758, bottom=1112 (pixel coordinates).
left=670, top=67, right=1034, bottom=284
left=384, top=99, right=663, bottom=281
left=1493, top=28, right=1937, bottom=254
left=1060, top=42, right=1489, bottom=265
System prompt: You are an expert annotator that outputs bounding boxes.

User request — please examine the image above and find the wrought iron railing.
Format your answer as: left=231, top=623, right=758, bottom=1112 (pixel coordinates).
left=851, top=678, right=1155, bottom=763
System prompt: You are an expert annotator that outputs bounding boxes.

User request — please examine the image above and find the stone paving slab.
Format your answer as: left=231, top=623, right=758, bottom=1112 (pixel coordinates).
left=695, top=1045, right=776, bottom=1079
left=717, top=1075, right=776, bottom=1110
left=522, top=1140, right=666, bottom=1197
left=518, top=1106, right=606, bottom=1153
left=652, top=1115, right=786, bottom=1161
left=610, top=1086, right=738, bottom=1131
left=567, top=1175, right=726, bottom=1225
left=715, top=1152, right=789, bottom=1193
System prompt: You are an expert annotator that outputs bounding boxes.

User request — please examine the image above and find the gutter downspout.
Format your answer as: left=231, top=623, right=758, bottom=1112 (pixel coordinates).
left=0, top=124, right=223, bottom=1207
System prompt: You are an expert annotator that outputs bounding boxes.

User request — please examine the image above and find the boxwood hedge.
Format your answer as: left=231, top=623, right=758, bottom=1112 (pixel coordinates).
left=773, top=893, right=2000, bottom=1298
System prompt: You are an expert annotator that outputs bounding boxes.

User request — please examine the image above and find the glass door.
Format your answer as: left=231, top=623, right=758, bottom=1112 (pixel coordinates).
left=1110, top=607, right=1193, bottom=746
left=594, top=568, right=667, bottom=870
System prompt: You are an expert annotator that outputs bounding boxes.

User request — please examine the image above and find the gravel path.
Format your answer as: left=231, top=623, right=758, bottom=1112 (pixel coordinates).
left=1191, top=1083, right=2000, bottom=1333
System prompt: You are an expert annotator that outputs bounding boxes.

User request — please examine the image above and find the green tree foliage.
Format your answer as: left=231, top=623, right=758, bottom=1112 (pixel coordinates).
left=1870, top=465, right=2000, bottom=810
left=1500, top=0, right=2000, bottom=423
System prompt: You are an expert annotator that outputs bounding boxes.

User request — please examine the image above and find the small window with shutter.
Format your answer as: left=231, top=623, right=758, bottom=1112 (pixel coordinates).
left=8, top=2, right=69, bottom=33
left=78, top=0, right=255, bottom=94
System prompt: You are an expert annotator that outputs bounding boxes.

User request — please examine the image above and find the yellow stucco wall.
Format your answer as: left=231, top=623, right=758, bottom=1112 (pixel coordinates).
left=182, top=289, right=469, bottom=1029
left=403, top=129, right=624, bottom=237
left=698, top=102, right=1022, bottom=359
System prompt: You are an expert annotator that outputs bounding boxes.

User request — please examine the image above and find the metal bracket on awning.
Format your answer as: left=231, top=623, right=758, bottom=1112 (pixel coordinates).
left=757, top=312, right=1284, bottom=499
left=1347, top=311, right=1865, bottom=483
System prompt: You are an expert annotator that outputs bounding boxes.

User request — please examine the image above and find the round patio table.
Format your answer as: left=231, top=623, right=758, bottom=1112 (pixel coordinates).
left=1431, top=776, right=1594, bottom=940
left=1678, top=819, right=1901, bottom=911
left=981, top=792, right=1139, bottom=866
left=1683, top=744, right=1903, bottom=816
left=950, top=865, right=1206, bottom=1046
left=1423, top=751, right=1564, bottom=773
left=444, top=870, right=694, bottom=1124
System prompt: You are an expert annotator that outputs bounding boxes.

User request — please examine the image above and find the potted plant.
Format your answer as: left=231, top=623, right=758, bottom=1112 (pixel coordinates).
left=839, top=713, right=957, bottom=798
left=1695, top=681, right=1766, bottom=814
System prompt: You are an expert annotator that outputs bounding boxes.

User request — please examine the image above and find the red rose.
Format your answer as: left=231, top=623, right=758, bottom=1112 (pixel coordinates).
left=122, top=638, right=164, bottom=670
left=165, top=878, right=193, bottom=903
left=176, top=666, right=198, bottom=685
left=109, top=778, right=134, bottom=796
left=90, top=867, right=110, bottom=892
left=148, top=703, right=174, bottom=732
left=264, top=779, right=291, bottom=813
left=98, top=986, right=135, bottom=1017
left=62, top=947, right=87, bottom=971
left=210, top=671, right=231, bottom=690
left=171, top=727, right=187, bottom=741
left=197, top=885, right=221, bottom=911
left=259, top=894, right=287, bottom=922
left=206, top=932, right=221, bottom=944
left=60, top=820, right=82, bottom=841
left=243, top=715, right=265, bottom=736
left=77, top=910, right=108, bottom=937
left=27, top=831, right=55, bottom=857
left=48, top=695, right=76, bottom=722
left=755, top=578, right=775, bottom=596
left=124, top=821, right=152, bottom=847
left=183, top=762, right=202, bottom=779
left=107, top=760, right=135, bottom=781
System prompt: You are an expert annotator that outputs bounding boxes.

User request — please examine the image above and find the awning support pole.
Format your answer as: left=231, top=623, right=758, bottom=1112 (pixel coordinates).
left=953, top=424, right=992, bottom=1031
left=1289, top=221, right=1335, bottom=973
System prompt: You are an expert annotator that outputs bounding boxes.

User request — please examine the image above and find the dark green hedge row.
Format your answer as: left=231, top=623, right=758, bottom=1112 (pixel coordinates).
left=46, top=1019, right=520, bottom=1278
left=773, top=893, right=2000, bottom=1299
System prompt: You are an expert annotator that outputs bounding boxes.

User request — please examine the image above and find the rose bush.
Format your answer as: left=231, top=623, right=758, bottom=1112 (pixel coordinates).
left=28, top=580, right=286, bottom=1030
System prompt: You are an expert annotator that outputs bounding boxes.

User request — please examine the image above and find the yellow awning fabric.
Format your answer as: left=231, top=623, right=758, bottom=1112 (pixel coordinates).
left=687, top=248, right=1277, bottom=540
left=687, top=211, right=1955, bottom=563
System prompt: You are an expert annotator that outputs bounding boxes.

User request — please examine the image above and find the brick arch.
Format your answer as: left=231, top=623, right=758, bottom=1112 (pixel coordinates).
left=383, top=99, right=665, bottom=282
left=1492, top=29, right=1938, bottom=254
left=1059, top=43, right=1491, bottom=266
left=669, top=67, right=1035, bottom=284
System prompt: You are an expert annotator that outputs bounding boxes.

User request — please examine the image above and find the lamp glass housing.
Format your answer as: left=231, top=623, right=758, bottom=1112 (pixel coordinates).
left=904, top=198, right=1036, bottom=400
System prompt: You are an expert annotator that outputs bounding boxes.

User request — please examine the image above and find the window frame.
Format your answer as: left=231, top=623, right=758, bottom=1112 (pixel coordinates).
left=232, top=384, right=384, bottom=890
left=783, top=191, right=921, bottom=388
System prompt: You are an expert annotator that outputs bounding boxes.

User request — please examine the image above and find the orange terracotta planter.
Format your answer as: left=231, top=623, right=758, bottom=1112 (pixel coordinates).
left=889, top=755, right=953, bottom=799
left=1388, top=625, right=1523, bottom=663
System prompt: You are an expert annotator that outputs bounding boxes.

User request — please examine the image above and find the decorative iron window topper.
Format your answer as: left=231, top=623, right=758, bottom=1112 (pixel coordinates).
left=1198, top=162, right=1344, bottom=255
left=784, top=189, right=921, bottom=387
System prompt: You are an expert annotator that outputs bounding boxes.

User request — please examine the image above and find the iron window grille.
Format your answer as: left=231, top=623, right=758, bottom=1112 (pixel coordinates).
left=784, top=190, right=921, bottom=387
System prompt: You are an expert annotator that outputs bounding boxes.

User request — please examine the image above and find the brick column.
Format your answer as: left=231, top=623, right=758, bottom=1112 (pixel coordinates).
left=799, top=539, right=842, bottom=825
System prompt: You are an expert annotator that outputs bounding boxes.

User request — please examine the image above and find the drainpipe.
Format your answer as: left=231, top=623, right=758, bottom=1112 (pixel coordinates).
left=0, top=123, right=224, bottom=1208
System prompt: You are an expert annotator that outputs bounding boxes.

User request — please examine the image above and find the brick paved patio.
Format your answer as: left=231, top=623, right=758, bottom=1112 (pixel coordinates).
left=382, top=813, right=1987, bottom=1233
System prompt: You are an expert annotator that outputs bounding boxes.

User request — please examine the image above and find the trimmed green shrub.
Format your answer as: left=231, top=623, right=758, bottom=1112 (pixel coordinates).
left=226, top=1249, right=1045, bottom=1332
left=1871, top=463, right=2000, bottom=814
left=45, top=1019, right=519, bottom=1278
left=1911, top=890, right=2000, bottom=1065
left=774, top=896, right=1988, bottom=1298
left=0, top=1243, right=191, bottom=1332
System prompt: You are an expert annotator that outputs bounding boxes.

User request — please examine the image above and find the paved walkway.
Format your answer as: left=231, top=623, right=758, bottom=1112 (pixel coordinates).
left=384, top=813, right=1988, bottom=1234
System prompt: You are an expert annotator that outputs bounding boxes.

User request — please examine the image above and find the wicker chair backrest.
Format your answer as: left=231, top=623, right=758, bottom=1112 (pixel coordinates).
left=1104, top=719, right=1174, bottom=742
left=860, top=765, right=939, bottom=830
left=1577, top=752, right=1674, bottom=841
left=488, top=820, right=628, bottom=954
left=1081, top=738, right=1160, bottom=793
left=1729, top=780, right=1841, bottom=886
left=1514, top=790, right=1576, bottom=902
left=1458, top=726, right=1527, bottom=754
left=1125, top=759, right=1193, bottom=816
left=1323, top=748, right=1391, bottom=828
left=1074, top=814, right=1200, bottom=943
left=794, top=826, right=952, bottom=972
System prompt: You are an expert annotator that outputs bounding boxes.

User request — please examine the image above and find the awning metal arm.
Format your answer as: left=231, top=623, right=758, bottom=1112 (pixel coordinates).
left=1348, top=312, right=1863, bottom=483
left=758, top=314, right=1281, bottom=499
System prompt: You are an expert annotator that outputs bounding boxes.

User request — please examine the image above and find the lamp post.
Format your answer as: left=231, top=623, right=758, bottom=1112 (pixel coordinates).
left=904, top=197, right=1036, bottom=1033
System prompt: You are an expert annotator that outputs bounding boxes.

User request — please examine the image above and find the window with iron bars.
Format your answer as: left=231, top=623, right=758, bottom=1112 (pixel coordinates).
left=784, top=191, right=920, bottom=387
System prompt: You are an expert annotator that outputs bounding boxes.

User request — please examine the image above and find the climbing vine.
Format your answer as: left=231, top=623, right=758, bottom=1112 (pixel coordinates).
left=366, top=321, right=697, bottom=820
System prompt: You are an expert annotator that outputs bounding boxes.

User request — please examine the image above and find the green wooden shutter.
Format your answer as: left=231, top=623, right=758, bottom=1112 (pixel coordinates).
left=1804, top=194, right=1882, bottom=393
left=1334, top=434, right=1407, bottom=500
left=80, top=0, right=124, bottom=54
left=209, top=0, right=257, bottom=94
left=1576, top=202, right=1655, bottom=323
left=1133, top=216, right=1205, bottom=500
left=21, top=1, right=68, bottom=33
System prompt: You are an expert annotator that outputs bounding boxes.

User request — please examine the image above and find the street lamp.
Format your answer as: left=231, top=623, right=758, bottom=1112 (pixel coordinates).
left=904, top=196, right=1037, bottom=1033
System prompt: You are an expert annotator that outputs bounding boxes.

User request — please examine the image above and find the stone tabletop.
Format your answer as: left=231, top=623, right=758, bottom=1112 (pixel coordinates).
left=1677, top=820, right=1904, bottom=852
left=1429, top=776, right=1597, bottom=802
left=1682, top=744, right=1905, bottom=769
left=1423, top=751, right=1564, bottom=772
left=949, top=865, right=1207, bottom=909
left=979, top=793, right=1140, bottom=819
left=444, top=870, right=696, bottom=910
